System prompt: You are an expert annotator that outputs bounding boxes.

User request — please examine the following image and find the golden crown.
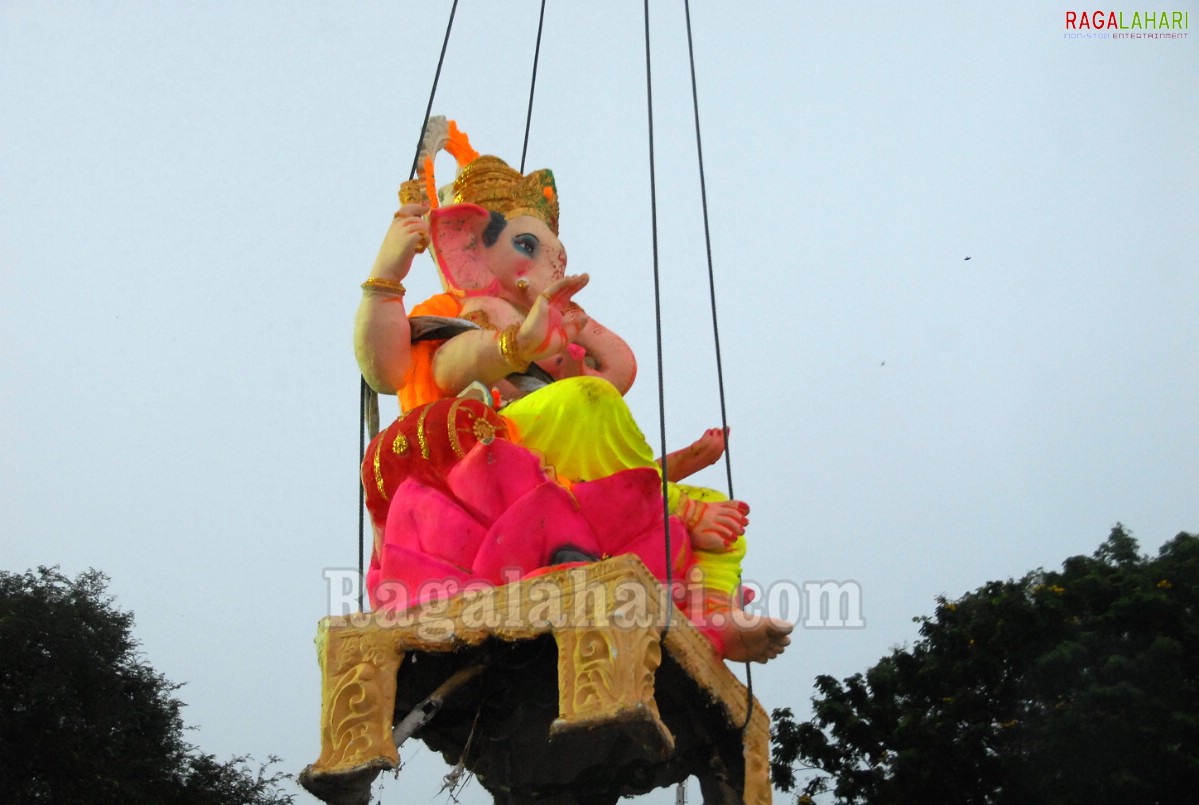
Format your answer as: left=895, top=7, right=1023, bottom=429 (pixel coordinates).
left=451, top=156, right=559, bottom=235
left=398, top=118, right=559, bottom=235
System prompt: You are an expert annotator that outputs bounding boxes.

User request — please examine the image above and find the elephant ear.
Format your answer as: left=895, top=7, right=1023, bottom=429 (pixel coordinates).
left=429, top=204, right=501, bottom=297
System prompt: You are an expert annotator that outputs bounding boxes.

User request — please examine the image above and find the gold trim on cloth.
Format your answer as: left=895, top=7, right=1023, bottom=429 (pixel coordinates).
left=415, top=403, right=434, bottom=460
left=372, top=441, right=387, bottom=501
left=446, top=398, right=468, bottom=458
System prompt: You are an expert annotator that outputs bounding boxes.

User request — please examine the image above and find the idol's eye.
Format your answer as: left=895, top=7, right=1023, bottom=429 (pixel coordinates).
left=512, top=233, right=539, bottom=258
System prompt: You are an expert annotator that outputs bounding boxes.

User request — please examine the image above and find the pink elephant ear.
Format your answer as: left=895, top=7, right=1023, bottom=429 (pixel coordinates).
left=429, top=203, right=501, bottom=297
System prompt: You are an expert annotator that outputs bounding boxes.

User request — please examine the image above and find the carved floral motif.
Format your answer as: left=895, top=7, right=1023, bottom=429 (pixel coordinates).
left=303, top=556, right=770, bottom=803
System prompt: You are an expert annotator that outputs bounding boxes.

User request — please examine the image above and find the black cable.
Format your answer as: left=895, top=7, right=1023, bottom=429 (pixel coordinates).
left=358, top=380, right=366, bottom=612
left=408, top=0, right=461, bottom=183
left=360, top=0, right=460, bottom=611
left=642, top=0, right=672, bottom=638
left=683, top=2, right=732, bottom=503
left=520, top=0, right=548, bottom=174
left=682, top=0, right=754, bottom=731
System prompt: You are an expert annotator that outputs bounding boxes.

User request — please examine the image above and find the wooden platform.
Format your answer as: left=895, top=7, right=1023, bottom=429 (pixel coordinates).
left=300, top=555, right=771, bottom=805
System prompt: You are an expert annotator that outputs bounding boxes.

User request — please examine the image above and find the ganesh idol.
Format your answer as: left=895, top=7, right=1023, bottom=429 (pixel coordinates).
left=353, top=118, right=790, bottom=663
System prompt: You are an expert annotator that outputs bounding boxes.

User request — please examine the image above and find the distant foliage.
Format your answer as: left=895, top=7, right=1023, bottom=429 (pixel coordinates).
left=771, top=526, right=1199, bottom=804
left=0, top=566, right=293, bottom=804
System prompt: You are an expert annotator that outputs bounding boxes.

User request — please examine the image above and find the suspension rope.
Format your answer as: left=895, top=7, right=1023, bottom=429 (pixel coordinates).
left=519, top=0, right=548, bottom=174
left=408, top=0, right=461, bottom=183
left=683, top=4, right=733, bottom=503
left=358, top=0, right=461, bottom=612
left=642, top=0, right=673, bottom=638
left=358, top=379, right=367, bottom=611
left=682, top=0, right=754, bottom=731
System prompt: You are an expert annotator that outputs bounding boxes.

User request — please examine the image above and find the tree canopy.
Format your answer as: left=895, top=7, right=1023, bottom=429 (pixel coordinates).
left=0, top=566, right=293, bottom=804
left=772, top=526, right=1199, bottom=804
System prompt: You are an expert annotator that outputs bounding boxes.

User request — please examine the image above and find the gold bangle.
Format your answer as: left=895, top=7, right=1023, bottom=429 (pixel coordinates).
left=361, top=278, right=406, bottom=296
left=497, top=325, right=531, bottom=373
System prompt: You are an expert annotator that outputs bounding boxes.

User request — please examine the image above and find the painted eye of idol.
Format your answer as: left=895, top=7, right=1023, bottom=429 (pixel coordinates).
left=512, top=233, right=539, bottom=258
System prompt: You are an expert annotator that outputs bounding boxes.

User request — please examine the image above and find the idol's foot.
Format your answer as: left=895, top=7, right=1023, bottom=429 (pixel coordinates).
left=719, top=613, right=793, bottom=664
left=675, top=497, right=749, bottom=552
left=696, top=591, right=793, bottom=664
left=660, top=427, right=728, bottom=482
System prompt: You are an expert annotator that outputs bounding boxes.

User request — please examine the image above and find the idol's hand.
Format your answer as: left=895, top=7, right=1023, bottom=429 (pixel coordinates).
left=517, top=274, right=591, bottom=363
left=370, top=203, right=430, bottom=281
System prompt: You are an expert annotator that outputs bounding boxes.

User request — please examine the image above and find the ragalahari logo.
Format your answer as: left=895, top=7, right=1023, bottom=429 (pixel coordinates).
left=1064, top=10, right=1190, bottom=39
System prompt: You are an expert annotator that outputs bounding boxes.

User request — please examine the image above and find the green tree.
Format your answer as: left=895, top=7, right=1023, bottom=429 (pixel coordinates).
left=772, top=526, right=1199, bottom=804
left=0, top=566, right=293, bottom=804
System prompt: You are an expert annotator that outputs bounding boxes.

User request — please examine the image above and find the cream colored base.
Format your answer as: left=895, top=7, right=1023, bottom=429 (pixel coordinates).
left=300, top=555, right=771, bottom=804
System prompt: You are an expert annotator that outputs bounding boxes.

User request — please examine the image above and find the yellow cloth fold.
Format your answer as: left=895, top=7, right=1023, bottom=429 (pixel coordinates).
left=500, top=376, right=655, bottom=482
left=501, top=377, right=742, bottom=595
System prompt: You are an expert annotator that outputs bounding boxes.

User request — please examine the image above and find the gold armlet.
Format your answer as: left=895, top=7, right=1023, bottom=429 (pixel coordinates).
left=497, top=325, right=531, bottom=373
left=361, top=278, right=407, bottom=297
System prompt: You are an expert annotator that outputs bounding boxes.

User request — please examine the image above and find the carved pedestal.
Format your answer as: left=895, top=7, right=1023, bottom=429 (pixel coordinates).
left=300, top=555, right=771, bottom=805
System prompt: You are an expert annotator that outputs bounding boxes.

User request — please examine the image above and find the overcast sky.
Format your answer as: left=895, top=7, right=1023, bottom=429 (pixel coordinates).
left=2, top=2, right=1196, bottom=802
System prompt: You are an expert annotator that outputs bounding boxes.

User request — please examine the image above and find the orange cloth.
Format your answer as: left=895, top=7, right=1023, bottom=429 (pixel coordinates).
left=399, top=293, right=463, bottom=414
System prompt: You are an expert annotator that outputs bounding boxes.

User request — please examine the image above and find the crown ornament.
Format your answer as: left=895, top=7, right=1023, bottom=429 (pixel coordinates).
left=452, top=156, right=558, bottom=235
left=399, top=117, right=559, bottom=235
